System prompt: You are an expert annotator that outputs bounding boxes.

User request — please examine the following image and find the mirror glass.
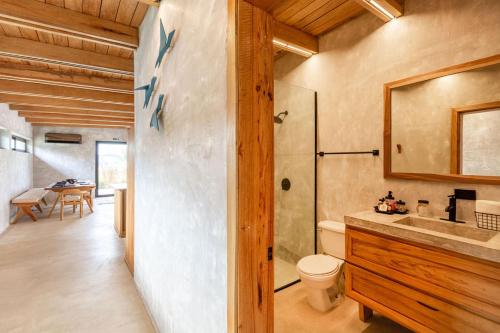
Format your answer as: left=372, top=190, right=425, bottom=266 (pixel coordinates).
left=391, top=62, right=500, bottom=176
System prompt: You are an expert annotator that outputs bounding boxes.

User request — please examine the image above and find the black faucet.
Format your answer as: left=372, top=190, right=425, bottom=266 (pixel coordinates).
left=445, top=195, right=457, bottom=222
left=442, top=189, right=476, bottom=223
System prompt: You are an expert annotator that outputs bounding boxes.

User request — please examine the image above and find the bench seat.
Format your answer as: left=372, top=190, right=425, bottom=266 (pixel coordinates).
left=11, top=188, right=49, bottom=223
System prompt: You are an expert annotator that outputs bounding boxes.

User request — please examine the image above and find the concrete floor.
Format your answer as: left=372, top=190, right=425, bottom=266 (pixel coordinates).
left=0, top=199, right=155, bottom=333
left=275, top=282, right=412, bottom=333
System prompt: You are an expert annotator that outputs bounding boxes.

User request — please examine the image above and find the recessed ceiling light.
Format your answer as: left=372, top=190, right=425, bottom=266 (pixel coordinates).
left=366, top=0, right=396, bottom=20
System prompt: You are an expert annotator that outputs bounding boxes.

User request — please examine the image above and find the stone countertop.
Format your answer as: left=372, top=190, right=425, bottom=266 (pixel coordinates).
left=344, top=211, right=500, bottom=264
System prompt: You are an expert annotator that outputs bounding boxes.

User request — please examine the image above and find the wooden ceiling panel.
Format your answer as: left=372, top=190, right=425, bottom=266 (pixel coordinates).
left=273, top=0, right=320, bottom=22
left=0, top=94, right=134, bottom=112
left=278, top=0, right=331, bottom=25
left=19, top=111, right=134, bottom=122
left=100, top=0, right=121, bottom=20
left=82, top=0, right=102, bottom=16
left=292, top=0, right=350, bottom=32
left=0, top=0, right=152, bottom=129
left=116, top=0, right=140, bottom=25
left=46, top=0, right=65, bottom=6
left=302, top=0, right=365, bottom=36
left=65, top=0, right=84, bottom=12
left=0, top=0, right=149, bottom=78
left=250, top=0, right=367, bottom=38
left=11, top=105, right=134, bottom=118
left=24, top=117, right=133, bottom=126
left=130, top=3, right=149, bottom=27
left=0, top=79, right=133, bottom=104
left=1, top=24, right=22, bottom=37
left=0, top=35, right=134, bottom=75
left=31, top=123, right=131, bottom=128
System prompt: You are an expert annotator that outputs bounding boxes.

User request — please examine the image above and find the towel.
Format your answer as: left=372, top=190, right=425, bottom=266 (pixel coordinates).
left=476, top=200, right=500, bottom=216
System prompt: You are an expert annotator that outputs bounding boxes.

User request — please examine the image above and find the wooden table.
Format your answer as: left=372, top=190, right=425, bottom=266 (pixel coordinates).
left=45, top=182, right=96, bottom=218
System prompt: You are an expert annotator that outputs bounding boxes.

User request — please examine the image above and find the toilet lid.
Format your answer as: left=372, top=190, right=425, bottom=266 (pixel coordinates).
left=297, top=255, right=341, bottom=276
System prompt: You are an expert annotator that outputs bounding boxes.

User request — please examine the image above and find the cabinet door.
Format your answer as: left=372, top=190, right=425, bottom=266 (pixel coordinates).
left=345, top=263, right=500, bottom=333
left=346, top=227, right=500, bottom=322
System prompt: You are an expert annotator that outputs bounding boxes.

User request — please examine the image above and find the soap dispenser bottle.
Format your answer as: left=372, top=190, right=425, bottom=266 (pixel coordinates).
left=385, top=191, right=397, bottom=212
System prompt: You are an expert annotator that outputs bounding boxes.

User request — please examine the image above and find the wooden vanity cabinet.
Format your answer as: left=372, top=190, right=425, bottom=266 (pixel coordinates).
left=345, top=226, right=500, bottom=333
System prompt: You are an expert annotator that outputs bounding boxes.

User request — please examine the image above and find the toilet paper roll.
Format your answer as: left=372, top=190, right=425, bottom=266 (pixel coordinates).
left=476, top=200, right=500, bottom=216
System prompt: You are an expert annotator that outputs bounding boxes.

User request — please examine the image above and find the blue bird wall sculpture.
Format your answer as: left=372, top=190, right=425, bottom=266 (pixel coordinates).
left=150, top=94, right=165, bottom=131
left=156, top=20, right=175, bottom=68
left=135, top=76, right=157, bottom=108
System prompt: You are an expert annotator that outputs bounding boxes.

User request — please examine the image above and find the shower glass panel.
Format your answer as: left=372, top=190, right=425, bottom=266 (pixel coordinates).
left=274, top=80, right=316, bottom=290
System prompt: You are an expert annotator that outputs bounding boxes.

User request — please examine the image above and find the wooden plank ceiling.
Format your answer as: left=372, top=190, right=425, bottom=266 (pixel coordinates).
left=252, top=0, right=403, bottom=57
left=267, top=0, right=366, bottom=36
left=0, top=0, right=154, bottom=129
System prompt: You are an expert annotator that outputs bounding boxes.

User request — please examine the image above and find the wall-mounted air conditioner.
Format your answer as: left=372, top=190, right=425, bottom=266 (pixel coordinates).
left=45, top=133, right=82, bottom=144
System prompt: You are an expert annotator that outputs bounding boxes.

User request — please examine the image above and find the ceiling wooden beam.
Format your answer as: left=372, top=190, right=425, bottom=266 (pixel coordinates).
left=354, top=0, right=403, bottom=22
left=0, top=94, right=133, bottom=112
left=0, top=0, right=138, bottom=50
left=31, top=123, right=131, bottom=129
left=25, top=117, right=133, bottom=127
left=138, top=0, right=160, bottom=7
left=0, top=35, right=134, bottom=75
left=273, top=20, right=318, bottom=54
left=0, top=79, right=133, bottom=104
left=245, top=1, right=278, bottom=12
left=10, top=105, right=133, bottom=118
left=18, top=112, right=133, bottom=123
left=0, top=61, right=133, bottom=93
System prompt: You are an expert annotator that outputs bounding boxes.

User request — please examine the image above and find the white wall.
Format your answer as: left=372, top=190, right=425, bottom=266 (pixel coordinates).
left=0, top=104, right=33, bottom=233
left=134, top=1, right=228, bottom=332
left=274, top=0, right=500, bottom=225
left=33, top=126, right=127, bottom=200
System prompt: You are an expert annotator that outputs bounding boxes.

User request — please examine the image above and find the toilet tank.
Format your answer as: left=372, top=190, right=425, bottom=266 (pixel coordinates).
left=318, top=221, right=345, bottom=259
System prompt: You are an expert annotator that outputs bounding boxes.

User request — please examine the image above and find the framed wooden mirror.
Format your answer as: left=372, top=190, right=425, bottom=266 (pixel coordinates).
left=384, top=54, right=500, bottom=185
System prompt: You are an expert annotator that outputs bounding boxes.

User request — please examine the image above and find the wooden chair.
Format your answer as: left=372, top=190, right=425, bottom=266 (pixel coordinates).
left=60, top=189, right=84, bottom=220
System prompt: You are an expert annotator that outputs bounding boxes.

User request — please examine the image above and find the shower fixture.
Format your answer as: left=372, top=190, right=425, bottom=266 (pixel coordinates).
left=274, top=111, right=288, bottom=124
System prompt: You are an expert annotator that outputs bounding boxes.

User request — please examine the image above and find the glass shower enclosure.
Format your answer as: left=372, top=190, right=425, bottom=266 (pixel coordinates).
left=274, top=80, right=316, bottom=290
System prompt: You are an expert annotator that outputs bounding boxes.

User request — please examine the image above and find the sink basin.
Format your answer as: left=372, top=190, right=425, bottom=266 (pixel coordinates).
left=394, top=217, right=498, bottom=242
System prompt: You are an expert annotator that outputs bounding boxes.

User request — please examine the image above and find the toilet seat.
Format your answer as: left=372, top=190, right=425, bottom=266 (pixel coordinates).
left=297, top=254, right=342, bottom=277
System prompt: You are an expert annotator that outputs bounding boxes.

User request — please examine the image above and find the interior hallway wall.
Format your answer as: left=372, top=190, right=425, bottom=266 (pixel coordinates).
left=134, top=1, right=228, bottom=332
left=33, top=127, right=127, bottom=201
left=0, top=104, right=32, bottom=234
left=274, top=0, right=500, bottom=225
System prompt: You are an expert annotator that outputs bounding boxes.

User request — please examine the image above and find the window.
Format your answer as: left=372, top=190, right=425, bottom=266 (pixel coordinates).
left=11, top=135, right=27, bottom=152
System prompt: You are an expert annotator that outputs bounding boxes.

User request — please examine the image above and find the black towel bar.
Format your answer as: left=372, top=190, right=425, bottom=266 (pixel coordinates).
left=317, top=149, right=379, bottom=157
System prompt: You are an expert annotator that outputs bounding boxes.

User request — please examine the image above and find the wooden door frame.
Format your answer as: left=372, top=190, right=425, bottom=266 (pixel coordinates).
left=228, top=1, right=275, bottom=332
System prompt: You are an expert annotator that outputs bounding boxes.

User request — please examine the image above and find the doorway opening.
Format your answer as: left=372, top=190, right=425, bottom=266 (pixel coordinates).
left=95, top=141, right=127, bottom=197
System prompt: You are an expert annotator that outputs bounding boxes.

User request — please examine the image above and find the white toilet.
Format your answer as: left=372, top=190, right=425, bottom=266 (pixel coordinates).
left=296, top=220, right=345, bottom=312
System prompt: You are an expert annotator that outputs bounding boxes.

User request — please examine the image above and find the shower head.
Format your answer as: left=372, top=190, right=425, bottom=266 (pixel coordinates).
left=274, top=110, right=288, bottom=124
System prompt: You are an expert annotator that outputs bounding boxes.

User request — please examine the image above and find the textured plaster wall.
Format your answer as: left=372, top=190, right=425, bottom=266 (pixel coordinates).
left=33, top=126, right=127, bottom=201
left=0, top=104, right=32, bottom=234
left=462, top=109, right=500, bottom=176
left=274, top=80, right=316, bottom=262
left=274, top=0, right=500, bottom=226
left=392, top=64, right=500, bottom=174
left=134, top=1, right=228, bottom=332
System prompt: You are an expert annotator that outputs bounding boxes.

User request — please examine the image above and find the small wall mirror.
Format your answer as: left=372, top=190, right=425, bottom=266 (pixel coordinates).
left=384, top=55, right=500, bottom=184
